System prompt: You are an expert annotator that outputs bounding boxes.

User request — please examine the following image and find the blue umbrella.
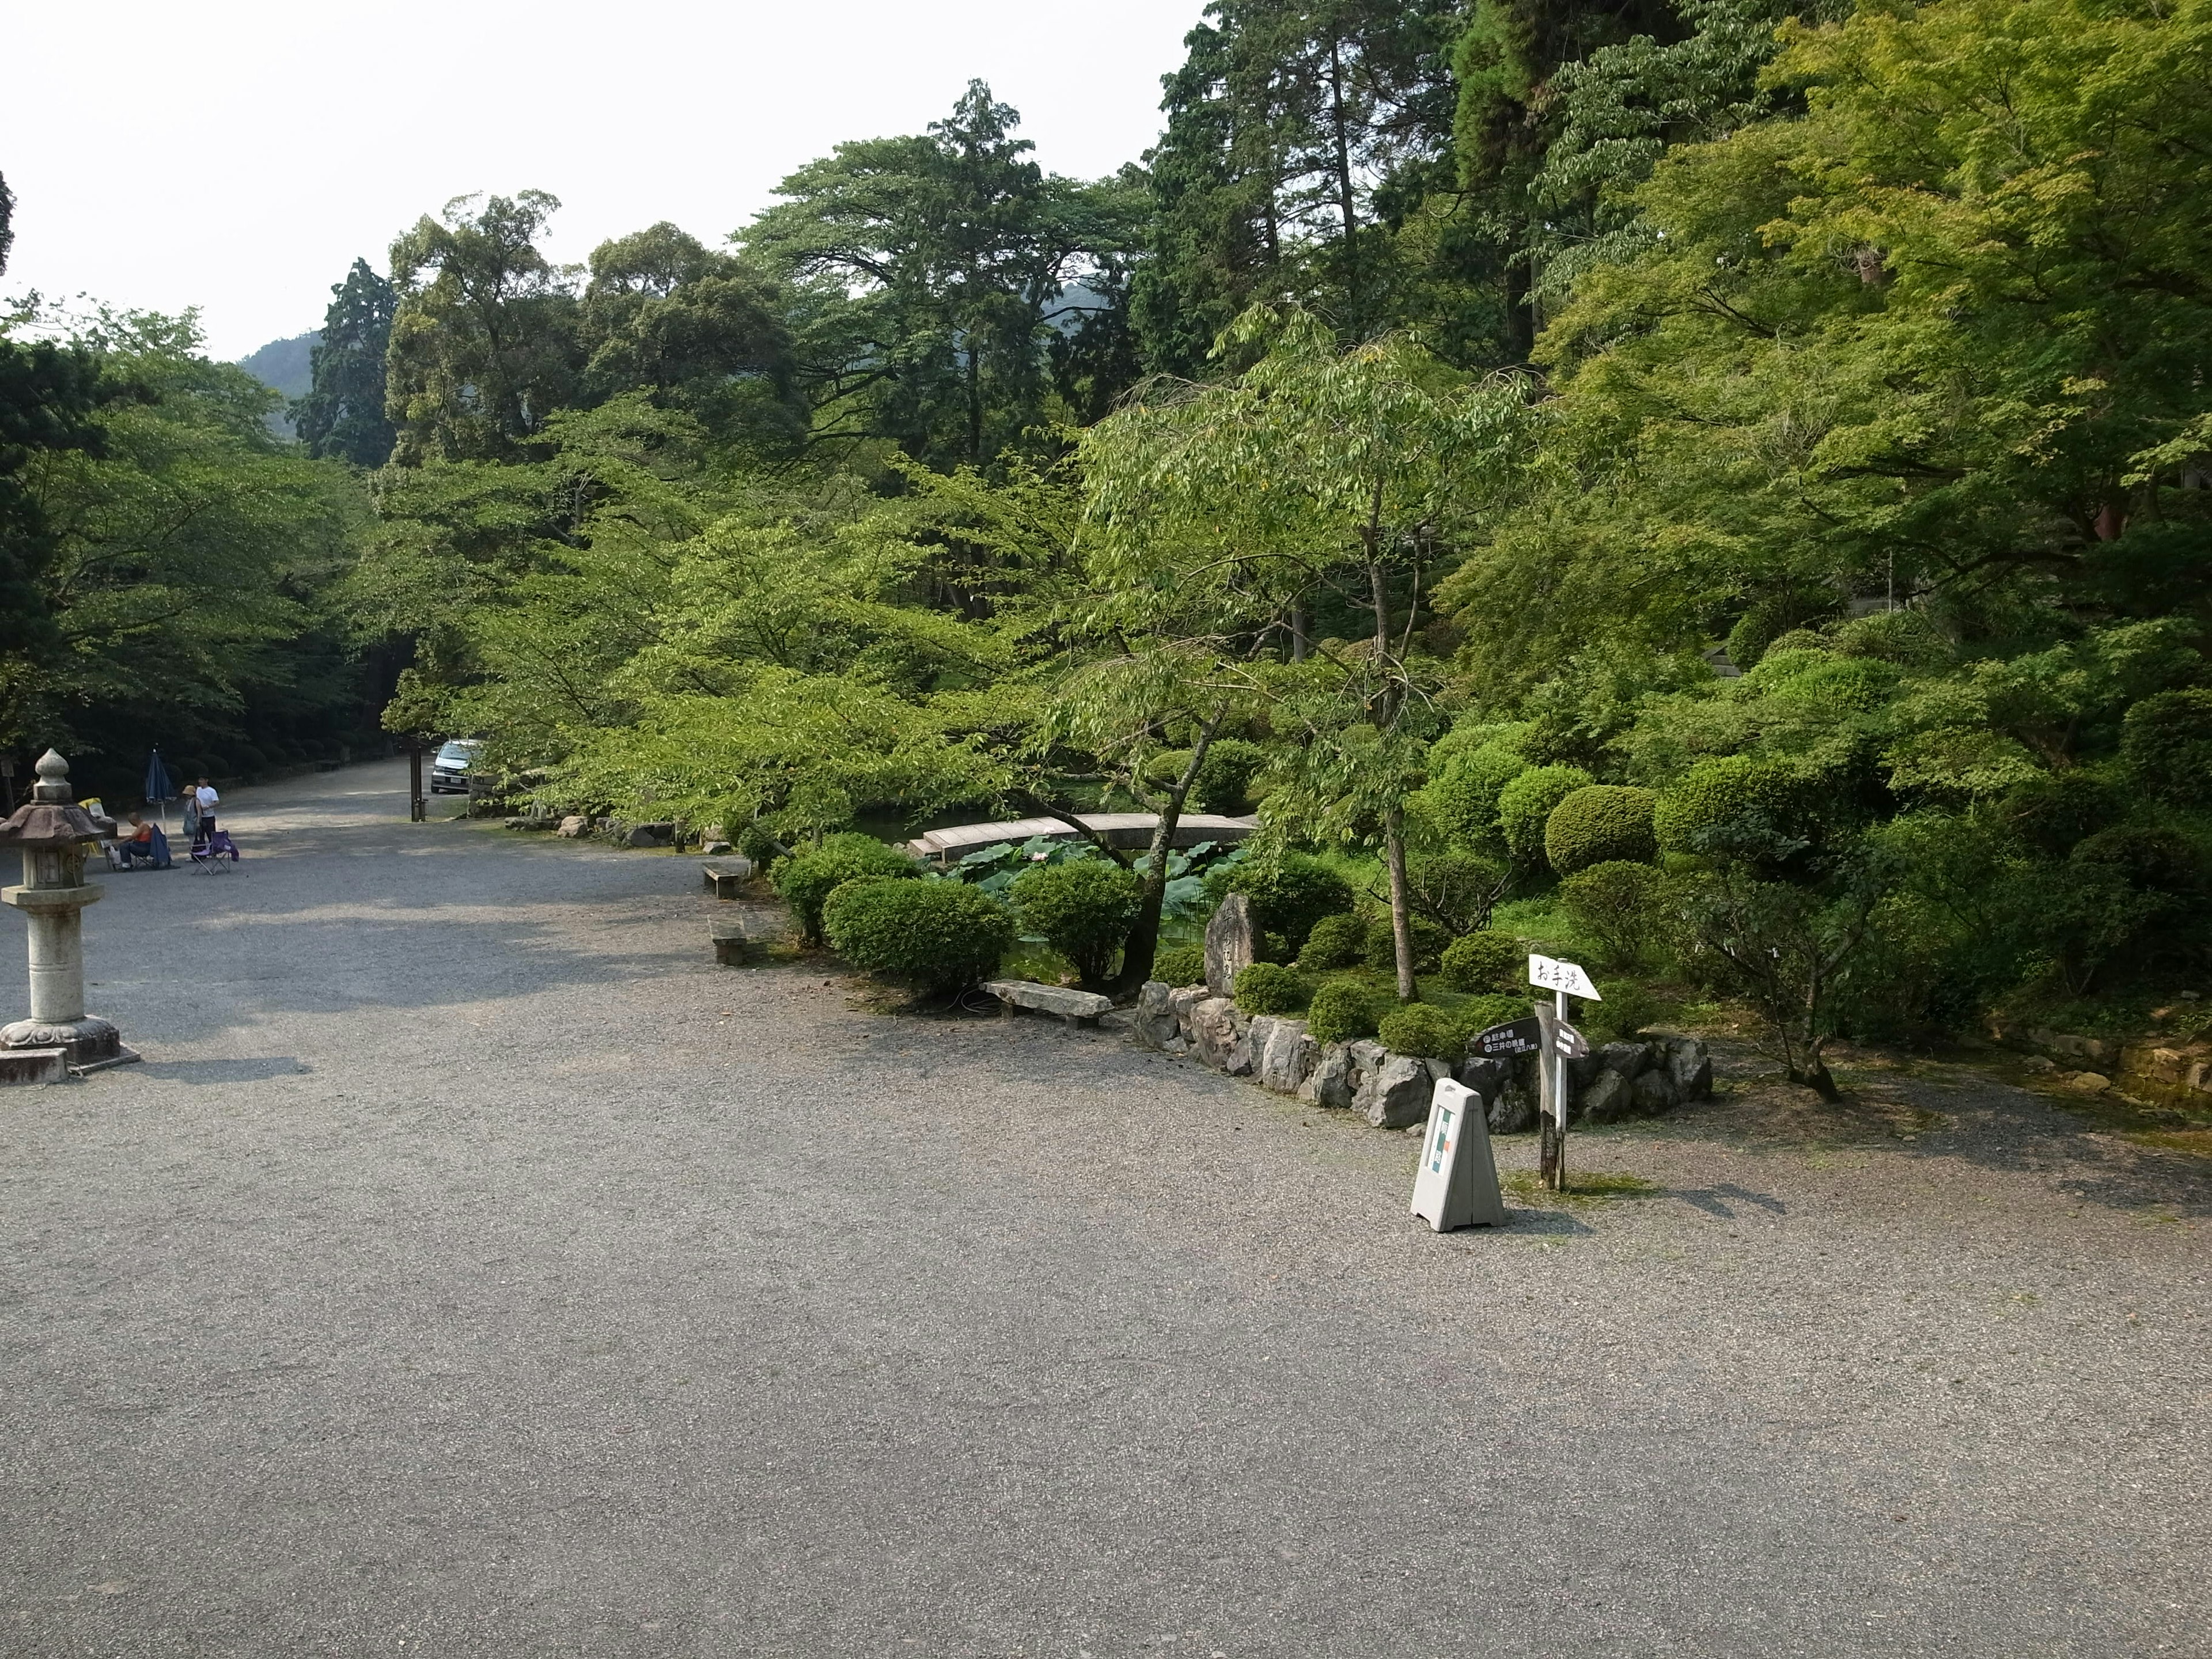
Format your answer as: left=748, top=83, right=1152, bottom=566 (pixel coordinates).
left=144, top=747, right=175, bottom=828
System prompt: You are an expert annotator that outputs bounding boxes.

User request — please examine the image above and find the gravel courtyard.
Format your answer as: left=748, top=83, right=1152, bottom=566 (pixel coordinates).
left=1, top=759, right=2205, bottom=1657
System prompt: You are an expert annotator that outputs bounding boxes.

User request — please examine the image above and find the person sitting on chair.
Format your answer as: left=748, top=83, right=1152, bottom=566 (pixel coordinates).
left=118, top=812, right=171, bottom=870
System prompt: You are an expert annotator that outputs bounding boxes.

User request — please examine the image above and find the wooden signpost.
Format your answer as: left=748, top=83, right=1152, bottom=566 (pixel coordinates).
left=1529, top=953, right=1600, bottom=1192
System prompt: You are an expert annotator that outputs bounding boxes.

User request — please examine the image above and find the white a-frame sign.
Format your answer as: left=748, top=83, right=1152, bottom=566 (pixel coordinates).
left=1411, top=1078, right=1507, bottom=1232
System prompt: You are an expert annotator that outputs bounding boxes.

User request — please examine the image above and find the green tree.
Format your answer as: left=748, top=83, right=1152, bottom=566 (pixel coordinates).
left=385, top=191, right=583, bottom=464
left=294, top=258, right=398, bottom=467
left=742, top=81, right=1142, bottom=469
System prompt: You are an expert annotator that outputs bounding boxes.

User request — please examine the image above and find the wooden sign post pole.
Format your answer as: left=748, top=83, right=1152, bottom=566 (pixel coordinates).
left=1528, top=954, right=1600, bottom=1194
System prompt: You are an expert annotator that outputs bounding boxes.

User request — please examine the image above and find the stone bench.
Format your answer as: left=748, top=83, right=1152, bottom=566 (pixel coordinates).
left=701, top=858, right=755, bottom=899
left=980, top=980, right=1113, bottom=1028
left=710, top=920, right=752, bottom=966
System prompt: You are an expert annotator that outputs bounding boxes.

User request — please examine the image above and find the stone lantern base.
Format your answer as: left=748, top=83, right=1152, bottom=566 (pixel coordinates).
left=1, top=1014, right=134, bottom=1071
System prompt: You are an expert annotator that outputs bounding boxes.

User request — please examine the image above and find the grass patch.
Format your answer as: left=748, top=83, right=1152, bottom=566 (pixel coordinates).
left=1504, top=1169, right=1664, bottom=1205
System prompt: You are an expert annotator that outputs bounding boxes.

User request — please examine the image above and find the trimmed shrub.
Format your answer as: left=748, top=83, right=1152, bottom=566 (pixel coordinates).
left=2121, top=688, right=2212, bottom=804
left=1306, top=980, right=1385, bottom=1045
left=1652, top=755, right=1804, bottom=861
left=1426, top=744, right=1528, bottom=852
left=1150, top=942, right=1206, bottom=987
left=1297, top=911, right=1367, bottom=970
left=1010, top=858, right=1142, bottom=988
left=1377, top=1002, right=1459, bottom=1058
left=1361, top=912, right=1449, bottom=975
left=1211, top=852, right=1355, bottom=955
left=1558, top=859, right=1666, bottom=967
left=1407, top=848, right=1508, bottom=935
left=1194, top=738, right=1270, bottom=813
left=822, top=878, right=1015, bottom=992
left=1585, top=982, right=1663, bottom=1044
left=1725, top=589, right=1837, bottom=671
left=1438, top=929, right=1521, bottom=993
left=1233, top=961, right=1310, bottom=1016
left=774, top=832, right=919, bottom=944
left=1544, top=785, right=1657, bottom=875
left=1498, top=765, right=1594, bottom=863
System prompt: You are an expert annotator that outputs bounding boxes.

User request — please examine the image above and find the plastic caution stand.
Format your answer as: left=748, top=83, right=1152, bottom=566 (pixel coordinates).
left=1411, top=1078, right=1508, bottom=1232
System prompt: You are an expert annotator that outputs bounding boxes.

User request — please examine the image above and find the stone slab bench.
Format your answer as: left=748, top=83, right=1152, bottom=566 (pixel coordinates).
left=981, top=980, right=1113, bottom=1028
left=701, top=858, right=755, bottom=899
left=710, top=920, right=752, bottom=966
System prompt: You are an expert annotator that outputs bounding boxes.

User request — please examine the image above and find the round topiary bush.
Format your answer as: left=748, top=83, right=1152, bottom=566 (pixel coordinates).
left=1194, top=738, right=1270, bottom=813
left=1233, top=961, right=1310, bottom=1016
left=1426, top=744, right=1528, bottom=853
left=1543, top=785, right=1657, bottom=875
left=1652, top=755, right=1804, bottom=860
left=1497, top=765, right=1594, bottom=864
left=1377, top=1002, right=1459, bottom=1058
left=821, top=877, right=1016, bottom=992
left=1149, top=942, right=1206, bottom=987
left=1558, top=859, right=1666, bottom=967
left=1361, top=912, right=1449, bottom=974
left=774, top=832, right=921, bottom=944
left=1306, top=980, right=1385, bottom=1046
left=1296, top=911, right=1367, bottom=970
left=1437, top=929, right=1522, bottom=993
left=2120, top=688, right=2212, bottom=805
left=1010, top=857, right=1142, bottom=988
left=1211, top=852, right=1355, bottom=956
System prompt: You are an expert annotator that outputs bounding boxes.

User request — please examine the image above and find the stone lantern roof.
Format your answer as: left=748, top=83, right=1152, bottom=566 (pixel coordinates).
left=0, top=751, right=116, bottom=847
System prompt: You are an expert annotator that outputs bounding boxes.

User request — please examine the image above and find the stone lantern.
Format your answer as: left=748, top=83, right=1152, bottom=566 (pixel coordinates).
left=0, top=749, right=138, bottom=1074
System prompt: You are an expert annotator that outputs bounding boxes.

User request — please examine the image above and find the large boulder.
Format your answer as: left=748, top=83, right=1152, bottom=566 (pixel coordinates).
left=556, top=815, right=589, bottom=838
left=1300, top=1043, right=1358, bottom=1110
left=1205, top=892, right=1256, bottom=996
left=1666, top=1037, right=1713, bottom=1099
left=1190, top=997, right=1256, bottom=1075
left=1358, top=1053, right=1442, bottom=1130
left=1577, top=1068, right=1635, bottom=1124
left=1255, top=1018, right=1319, bottom=1095
left=623, top=820, right=676, bottom=849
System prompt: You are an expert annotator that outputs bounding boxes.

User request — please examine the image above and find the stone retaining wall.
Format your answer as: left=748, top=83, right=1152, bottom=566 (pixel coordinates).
left=1132, top=982, right=1713, bottom=1132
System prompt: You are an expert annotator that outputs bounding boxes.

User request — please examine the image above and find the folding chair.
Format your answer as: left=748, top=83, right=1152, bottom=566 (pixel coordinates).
left=190, top=827, right=240, bottom=872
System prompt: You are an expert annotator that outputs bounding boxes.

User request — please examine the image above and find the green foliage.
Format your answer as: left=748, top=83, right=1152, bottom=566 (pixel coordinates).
left=1405, top=847, right=1508, bottom=934
left=1455, top=993, right=1532, bottom=1039
left=1010, top=857, right=1142, bottom=989
left=1191, top=737, right=1269, bottom=813
left=1212, top=851, right=1355, bottom=954
left=822, top=876, right=1016, bottom=993
left=1233, top=961, right=1311, bottom=1015
left=1438, top=929, right=1522, bottom=992
left=1543, top=784, right=1657, bottom=874
left=1362, top=912, right=1449, bottom=974
left=1297, top=911, right=1369, bottom=970
left=1152, top=942, right=1206, bottom=987
left=1378, top=1001, right=1460, bottom=1058
left=1425, top=742, right=1528, bottom=853
left=1585, top=982, right=1664, bottom=1044
left=1558, top=860, right=1667, bottom=967
left=2122, top=690, right=2212, bottom=805
left=1306, top=979, right=1387, bottom=1045
left=772, top=832, right=919, bottom=944
left=1498, top=765, right=1594, bottom=863
left=1653, top=757, right=1805, bottom=863
left=293, top=259, right=397, bottom=467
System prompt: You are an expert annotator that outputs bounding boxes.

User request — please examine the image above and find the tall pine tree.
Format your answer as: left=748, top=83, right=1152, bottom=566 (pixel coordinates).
left=293, top=258, right=398, bottom=467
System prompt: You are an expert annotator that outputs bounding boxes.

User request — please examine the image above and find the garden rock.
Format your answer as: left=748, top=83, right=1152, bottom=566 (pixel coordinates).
left=982, top=980, right=1113, bottom=1027
left=1205, top=893, right=1256, bottom=996
left=1631, top=1069, right=1680, bottom=1114
left=1255, top=1018, right=1317, bottom=1095
left=1578, top=1068, right=1634, bottom=1124
left=1134, top=982, right=1181, bottom=1050
left=1191, top=997, right=1256, bottom=1075
left=1598, top=1041, right=1653, bottom=1080
left=556, top=816, right=589, bottom=838
left=622, top=820, right=676, bottom=849
left=1358, top=1053, right=1440, bottom=1130
left=1300, top=1044, right=1358, bottom=1110
left=1666, top=1037, right=1713, bottom=1099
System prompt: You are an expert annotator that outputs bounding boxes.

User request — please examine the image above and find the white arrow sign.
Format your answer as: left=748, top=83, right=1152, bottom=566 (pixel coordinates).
left=1528, top=953, right=1601, bottom=1001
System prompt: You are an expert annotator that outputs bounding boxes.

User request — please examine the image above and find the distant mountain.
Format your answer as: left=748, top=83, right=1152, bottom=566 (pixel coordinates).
left=236, top=331, right=319, bottom=437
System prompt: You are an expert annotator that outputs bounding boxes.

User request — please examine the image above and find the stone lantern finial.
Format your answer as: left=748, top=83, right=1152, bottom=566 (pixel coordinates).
left=31, top=749, right=70, bottom=804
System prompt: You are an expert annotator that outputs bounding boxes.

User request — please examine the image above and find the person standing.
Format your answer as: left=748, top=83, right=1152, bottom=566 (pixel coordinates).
left=191, top=777, right=219, bottom=838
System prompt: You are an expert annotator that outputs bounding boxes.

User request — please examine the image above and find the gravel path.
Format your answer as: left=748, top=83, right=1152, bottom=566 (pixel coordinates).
left=2, top=760, right=2206, bottom=1657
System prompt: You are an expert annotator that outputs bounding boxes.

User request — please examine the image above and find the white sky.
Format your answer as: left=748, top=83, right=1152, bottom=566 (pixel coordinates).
left=1, top=0, right=1209, bottom=361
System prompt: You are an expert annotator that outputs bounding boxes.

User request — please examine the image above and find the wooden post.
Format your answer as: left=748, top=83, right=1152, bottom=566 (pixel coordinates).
left=1535, top=999, right=1569, bottom=1192
left=407, top=745, right=425, bottom=823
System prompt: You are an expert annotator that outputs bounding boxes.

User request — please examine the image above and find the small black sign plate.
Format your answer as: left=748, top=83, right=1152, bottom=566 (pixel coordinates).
left=1472, top=1016, right=1543, bottom=1058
